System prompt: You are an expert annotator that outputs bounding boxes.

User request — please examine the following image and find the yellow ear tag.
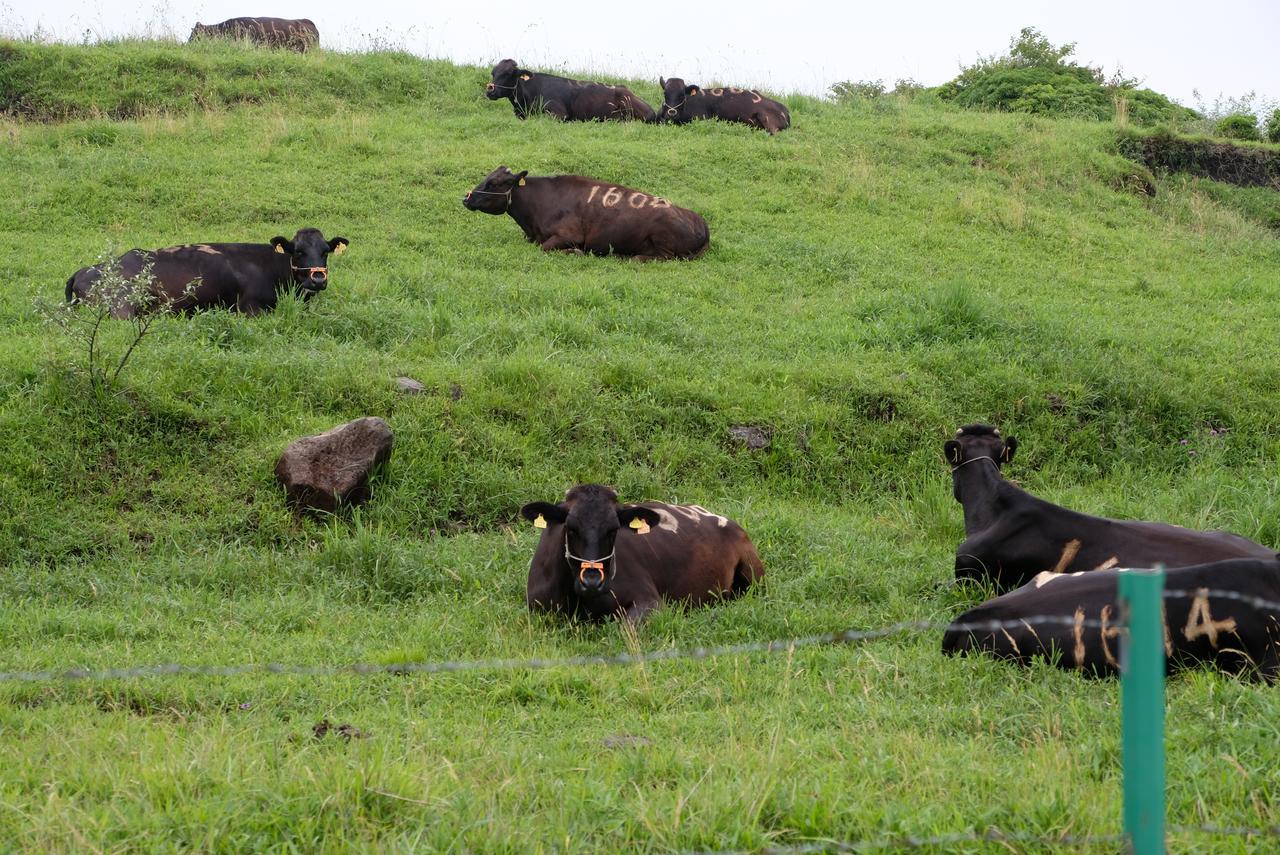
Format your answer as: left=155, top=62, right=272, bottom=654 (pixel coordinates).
left=518, top=178, right=526, bottom=186
left=533, top=514, right=547, bottom=529
left=331, top=243, right=346, bottom=256
left=274, top=244, right=285, bottom=254
left=629, top=518, right=650, bottom=534
left=520, top=74, right=531, bottom=80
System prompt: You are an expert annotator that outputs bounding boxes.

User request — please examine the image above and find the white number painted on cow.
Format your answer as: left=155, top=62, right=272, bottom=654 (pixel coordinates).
left=651, top=504, right=730, bottom=533
left=1182, top=590, right=1237, bottom=648
left=588, top=186, right=673, bottom=210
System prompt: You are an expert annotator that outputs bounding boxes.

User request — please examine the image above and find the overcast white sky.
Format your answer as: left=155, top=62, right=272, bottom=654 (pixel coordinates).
left=3, top=0, right=1277, bottom=110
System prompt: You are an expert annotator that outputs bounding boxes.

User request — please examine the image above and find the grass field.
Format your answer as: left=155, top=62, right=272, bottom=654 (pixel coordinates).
left=2, top=39, right=1280, bottom=852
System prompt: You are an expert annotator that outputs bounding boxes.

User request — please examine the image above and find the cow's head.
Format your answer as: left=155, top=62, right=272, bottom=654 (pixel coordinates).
left=658, top=77, right=698, bottom=123
left=521, top=485, right=661, bottom=597
left=944, top=424, right=1017, bottom=485
left=487, top=58, right=525, bottom=99
left=463, top=166, right=527, bottom=214
left=270, top=228, right=349, bottom=296
left=189, top=23, right=211, bottom=41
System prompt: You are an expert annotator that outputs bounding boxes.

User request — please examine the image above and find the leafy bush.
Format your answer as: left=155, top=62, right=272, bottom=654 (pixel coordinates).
left=1267, top=109, right=1280, bottom=143
left=937, top=27, right=1196, bottom=126
left=1216, top=113, right=1261, bottom=141
left=829, top=79, right=886, bottom=102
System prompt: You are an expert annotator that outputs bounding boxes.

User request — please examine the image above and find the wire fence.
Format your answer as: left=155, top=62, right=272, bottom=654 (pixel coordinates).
left=0, top=613, right=1109, bottom=684
left=4, top=584, right=1280, bottom=851
left=3, top=586, right=1276, bottom=685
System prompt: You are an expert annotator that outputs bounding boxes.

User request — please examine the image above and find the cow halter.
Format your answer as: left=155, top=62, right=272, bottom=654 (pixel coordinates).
left=467, top=186, right=514, bottom=212
left=487, top=81, right=516, bottom=92
left=950, top=455, right=1001, bottom=474
left=664, top=97, right=686, bottom=116
left=564, top=538, right=616, bottom=587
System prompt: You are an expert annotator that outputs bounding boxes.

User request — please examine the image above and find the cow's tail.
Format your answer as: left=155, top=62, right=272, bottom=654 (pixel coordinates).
left=618, top=89, right=656, bottom=123
left=689, top=217, right=711, bottom=259
left=730, top=536, right=765, bottom=596
left=65, top=274, right=77, bottom=304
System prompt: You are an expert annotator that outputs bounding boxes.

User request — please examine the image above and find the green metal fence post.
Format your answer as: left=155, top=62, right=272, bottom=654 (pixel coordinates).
left=1119, top=565, right=1167, bottom=854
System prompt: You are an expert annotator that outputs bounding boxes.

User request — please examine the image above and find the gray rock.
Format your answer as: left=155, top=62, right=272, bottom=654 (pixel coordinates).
left=728, top=424, right=771, bottom=450
left=395, top=376, right=426, bottom=394
left=275, top=417, right=393, bottom=512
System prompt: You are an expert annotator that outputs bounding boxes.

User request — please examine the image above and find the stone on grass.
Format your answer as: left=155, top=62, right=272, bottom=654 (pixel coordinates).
left=275, top=417, right=393, bottom=512
left=395, top=376, right=426, bottom=394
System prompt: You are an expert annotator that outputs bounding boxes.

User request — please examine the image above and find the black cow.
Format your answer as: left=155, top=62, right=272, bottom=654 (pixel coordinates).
left=189, top=17, right=319, bottom=52
left=463, top=166, right=709, bottom=260
left=946, top=424, right=1274, bottom=591
left=658, top=77, right=790, bottom=134
left=485, top=59, right=656, bottom=122
left=65, top=228, right=349, bottom=317
left=942, top=559, right=1280, bottom=679
left=520, top=484, right=764, bottom=622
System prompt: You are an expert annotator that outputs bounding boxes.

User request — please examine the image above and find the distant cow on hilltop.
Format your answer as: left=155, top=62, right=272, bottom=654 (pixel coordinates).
left=485, top=59, right=655, bottom=122
left=658, top=77, right=790, bottom=134
left=463, top=166, right=709, bottom=260
left=189, top=18, right=320, bottom=52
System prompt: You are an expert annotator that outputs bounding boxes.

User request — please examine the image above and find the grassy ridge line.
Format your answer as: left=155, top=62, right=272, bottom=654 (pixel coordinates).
left=0, top=39, right=825, bottom=122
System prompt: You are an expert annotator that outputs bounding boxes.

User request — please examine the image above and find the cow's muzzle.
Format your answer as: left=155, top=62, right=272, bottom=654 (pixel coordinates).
left=566, top=543, right=615, bottom=592
left=578, top=562, right=606, bottom=589
left=292, top=265, right=328, bottom=291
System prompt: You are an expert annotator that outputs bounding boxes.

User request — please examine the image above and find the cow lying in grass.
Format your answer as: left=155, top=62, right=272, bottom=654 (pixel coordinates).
left=485, top=59, right=655, bottom=122
left=463, top=166, right=709, bottom=260
left=658, top=77, right=790, bottom=134
left=942, top=559, right=1280, bottom=679
left=65, top=228, right=349, bottom=317
left=946, top=424, right=1273, bottom=591
left=189, top=17, right=319, bottom=52
left=519, top=484, right=764, bottom=622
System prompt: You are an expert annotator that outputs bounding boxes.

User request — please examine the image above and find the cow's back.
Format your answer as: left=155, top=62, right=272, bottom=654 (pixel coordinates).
left=617, top=502, right=760, bottom=602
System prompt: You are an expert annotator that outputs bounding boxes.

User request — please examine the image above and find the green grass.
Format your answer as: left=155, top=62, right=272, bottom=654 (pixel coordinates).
left=2, top=39, right=1280, bottom=852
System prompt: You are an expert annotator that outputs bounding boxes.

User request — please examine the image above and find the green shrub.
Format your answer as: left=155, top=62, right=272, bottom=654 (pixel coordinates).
left=1262, top=109, right=1280, bottom=143
left=937, top=27, right=1196, bottom=126
left=1216, top=113, right=1261, bottom=141
left=829, top=79, right=887, bottom=102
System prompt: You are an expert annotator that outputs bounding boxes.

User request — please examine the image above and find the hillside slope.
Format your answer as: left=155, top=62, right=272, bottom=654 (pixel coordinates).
left=1, top=41, right=1279, bottom=852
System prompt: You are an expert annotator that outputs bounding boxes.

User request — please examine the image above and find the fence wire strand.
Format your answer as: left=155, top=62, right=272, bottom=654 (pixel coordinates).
left=0, top=613, right=1111, bottom=684
left=4, top=584, right=1279, bottom=685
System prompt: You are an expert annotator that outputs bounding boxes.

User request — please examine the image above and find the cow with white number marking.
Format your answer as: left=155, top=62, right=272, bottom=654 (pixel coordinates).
left=519, top=484, right=764, bottom=622
left=947, top=424, right=1275, bottom=591
left=942, top=558, right=1280, bottom=679
left=65, top=228, right=349, bottom=317
left=463, top=167, right=709, bottom=260
left=658, top=77, right=790, bottom=134
left=485, top=59, right=656, bottom=122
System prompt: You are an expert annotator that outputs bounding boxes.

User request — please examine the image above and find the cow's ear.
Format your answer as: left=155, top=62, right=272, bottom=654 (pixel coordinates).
left=521, top=502, right=567, bottom=529
left=1000, top=436, right=1018, bottom=463
left=659, top=77, right=666, bottom=88
left=686, top=85, right=700, bottom=96
left=328, top=236, right=349, bottom=255
left=518, top=70, right=532, bottom=80
left=944, top=440, right=962, bottom=465
left=515, top=170, right=528, bottom=186
left=617, top=506, right=661, bottom=534
left=271, top=236, right=294, bottom=254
